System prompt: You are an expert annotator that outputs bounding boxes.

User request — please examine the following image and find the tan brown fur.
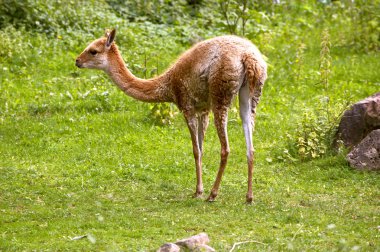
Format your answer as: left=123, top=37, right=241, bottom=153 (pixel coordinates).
left=76, top=30, right=267, bottom=203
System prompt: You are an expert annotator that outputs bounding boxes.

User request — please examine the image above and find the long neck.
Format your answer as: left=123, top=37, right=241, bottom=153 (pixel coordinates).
left=105, top=47, right=173, bottom=103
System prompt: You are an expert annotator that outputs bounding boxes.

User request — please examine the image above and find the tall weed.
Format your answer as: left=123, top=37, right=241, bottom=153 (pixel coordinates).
left=0, top=26, right=28, bottom=66
left=279, top=29, right=349, bottom=162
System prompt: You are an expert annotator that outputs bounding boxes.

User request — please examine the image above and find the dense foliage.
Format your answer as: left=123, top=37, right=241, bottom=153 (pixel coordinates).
left=0, top=0, right=379, bottom=250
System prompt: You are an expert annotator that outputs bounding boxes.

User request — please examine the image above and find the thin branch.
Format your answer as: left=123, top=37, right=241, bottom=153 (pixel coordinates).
left=291, top=224, right=304, bottom=241
left=239, top=0, right=249, bottom=35
left=219, top=0, right=234, bottom=34
left=229, top=240, right=267, bottom=252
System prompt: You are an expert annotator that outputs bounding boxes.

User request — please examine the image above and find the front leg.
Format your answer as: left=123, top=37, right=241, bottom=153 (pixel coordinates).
left=198, top=112, right=210, bottom=156
left=184, top=112, right=204, bottom=198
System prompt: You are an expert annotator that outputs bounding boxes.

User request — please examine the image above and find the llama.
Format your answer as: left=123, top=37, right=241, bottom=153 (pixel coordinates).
left=76, top=29, right=267, bottom=203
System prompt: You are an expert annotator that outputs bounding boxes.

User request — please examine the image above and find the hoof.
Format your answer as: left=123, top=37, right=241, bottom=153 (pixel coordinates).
left=246, top=194, right=254, bottom=204
left=206, top=192, right=217, bottom=202
left=206, top=197, right=215, bottom=202
left=193, top=191, right=204, bottom=198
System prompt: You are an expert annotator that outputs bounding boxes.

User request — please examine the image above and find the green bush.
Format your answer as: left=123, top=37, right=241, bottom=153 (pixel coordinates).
left=0, top=26, right=27, bottom=66
left=322, top=0, right=380, bottom=52
left=106, top=0, right=190, bottom=24
left=0, top=0, right=120, bottom=36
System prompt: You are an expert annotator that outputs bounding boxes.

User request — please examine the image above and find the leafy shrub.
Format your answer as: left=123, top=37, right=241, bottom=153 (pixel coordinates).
left=281, top=96, right=349, bottom=163
left=349, top=1, right=380, bottom=52
left=216, top=0, right=276, bottom=37
left=0, top=26, right=27, bottom=65
left=322, top=0, right=380, bottom=52
left=0, top=0, right=120, bottom=36
left=149, top=103, right=177, bottom=125
left=106, top=0, right=190, bottom=25
left=294, top=108, right=334, bottom=161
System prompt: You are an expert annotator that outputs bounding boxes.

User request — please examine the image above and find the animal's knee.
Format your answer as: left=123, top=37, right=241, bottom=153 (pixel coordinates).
left=247, top=148, right=255, bottom=162
left=221, top=147, right=230, bottom=160
left=193, top=146, right=200, bottom=160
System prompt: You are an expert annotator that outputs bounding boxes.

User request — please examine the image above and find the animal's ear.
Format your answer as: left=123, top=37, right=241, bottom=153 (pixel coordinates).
left=104, top=29, right=111, bottom=37
left=106, top=29, right=116, bottom=48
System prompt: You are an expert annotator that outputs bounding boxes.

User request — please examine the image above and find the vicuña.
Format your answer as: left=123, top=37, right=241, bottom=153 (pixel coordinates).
left=76, top=29, right=267, bottom=203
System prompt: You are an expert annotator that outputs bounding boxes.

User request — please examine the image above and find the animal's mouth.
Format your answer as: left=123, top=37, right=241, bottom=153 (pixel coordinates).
left=75, top=59, right=83, bottom=68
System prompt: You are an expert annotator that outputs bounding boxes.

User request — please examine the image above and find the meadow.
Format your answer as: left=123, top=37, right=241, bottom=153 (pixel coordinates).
left=0, top=1, right=379, bottom=251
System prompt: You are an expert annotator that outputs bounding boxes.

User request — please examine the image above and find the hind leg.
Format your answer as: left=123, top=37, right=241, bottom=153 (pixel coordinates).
left=239, top=84, right=255, bottom=203
left=207, top=106, right=230, bottom=202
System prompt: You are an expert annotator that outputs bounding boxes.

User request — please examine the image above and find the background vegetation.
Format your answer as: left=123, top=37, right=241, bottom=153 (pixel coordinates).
left=0, top=0, right=379, bottom=251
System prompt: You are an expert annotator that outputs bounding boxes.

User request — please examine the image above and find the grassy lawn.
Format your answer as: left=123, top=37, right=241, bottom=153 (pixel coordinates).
left=1, top=107, right=379, bottom=251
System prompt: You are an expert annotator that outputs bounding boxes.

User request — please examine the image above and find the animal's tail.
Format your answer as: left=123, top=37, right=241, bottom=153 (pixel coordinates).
left=242, top=53, right=267, bottom=121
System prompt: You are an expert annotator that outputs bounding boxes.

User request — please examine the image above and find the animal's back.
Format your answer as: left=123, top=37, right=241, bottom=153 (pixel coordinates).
left=188, top=35, right=266, bottom=74
left=165, top=36, right=267, bottom=112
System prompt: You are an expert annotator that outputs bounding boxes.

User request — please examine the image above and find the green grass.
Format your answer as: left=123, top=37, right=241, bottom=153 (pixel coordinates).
left=1, top=4, right=380, bottom=250
left=1, top=111, right=379, bottom=251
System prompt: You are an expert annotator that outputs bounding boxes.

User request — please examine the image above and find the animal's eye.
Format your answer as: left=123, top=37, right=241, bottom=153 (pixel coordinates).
left=89, top=49, right=98, bottom=56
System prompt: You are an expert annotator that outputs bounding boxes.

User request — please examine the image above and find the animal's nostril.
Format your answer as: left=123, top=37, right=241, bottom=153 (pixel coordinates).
left=75, top=59, right=81, bottom=67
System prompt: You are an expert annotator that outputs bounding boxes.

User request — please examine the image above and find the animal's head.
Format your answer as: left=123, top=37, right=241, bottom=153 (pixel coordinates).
left=75, top=29, right=117, bottom=71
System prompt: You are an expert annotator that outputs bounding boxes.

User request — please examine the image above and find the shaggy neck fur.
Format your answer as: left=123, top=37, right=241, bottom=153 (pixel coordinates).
left=105, top=45, right=173, bottom=103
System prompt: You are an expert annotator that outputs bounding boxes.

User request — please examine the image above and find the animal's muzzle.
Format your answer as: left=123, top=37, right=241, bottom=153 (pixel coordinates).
left=75, top=59, right=83, bottom=68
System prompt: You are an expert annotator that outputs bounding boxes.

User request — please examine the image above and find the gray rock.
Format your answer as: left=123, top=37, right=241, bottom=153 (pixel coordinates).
left=192, top=244, right=216, bottom=252
left=157, top=243, right=180, bottom=252
left=346, top=129, right=380, bottom=171
left=175, top=233, right=210, bottom=250
left=157, top=233, right=215, bottom=252
left=336, top=92, right=380, bottom=149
